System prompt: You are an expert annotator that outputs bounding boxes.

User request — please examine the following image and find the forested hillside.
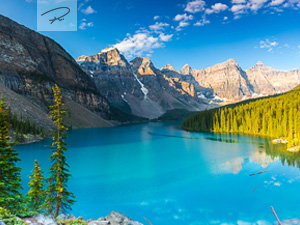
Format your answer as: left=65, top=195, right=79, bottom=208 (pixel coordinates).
left=182, top=85, right=300, bottom=148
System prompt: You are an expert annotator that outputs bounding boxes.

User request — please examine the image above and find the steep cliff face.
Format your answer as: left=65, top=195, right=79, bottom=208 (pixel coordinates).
left=78, top=47, right=143, bottom=106
left=246, top=61, right=300, bottom=95
left=193, top=59, right=253, bottom=100
left=77, top=51, right=206, bottom=119
left=0, top=15, right=111, bottom=129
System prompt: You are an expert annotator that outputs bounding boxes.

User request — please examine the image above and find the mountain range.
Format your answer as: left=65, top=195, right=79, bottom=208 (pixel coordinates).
left=76, top=48, right=300, bottom=119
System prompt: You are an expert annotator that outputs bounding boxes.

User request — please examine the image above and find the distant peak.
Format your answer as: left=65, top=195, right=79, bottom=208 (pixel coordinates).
left=256, top=61, right=265, bottom=65
left=179, top=64, right=192, bottom=75
left=226, top=58, right=238, bottom=65
left=251, top=61, right=275, bottom=71
left=76, top=55, right=87, bottom=61
left=161, top=64, right=176, bottom=71
left=182, top=64, right=191, bottom=69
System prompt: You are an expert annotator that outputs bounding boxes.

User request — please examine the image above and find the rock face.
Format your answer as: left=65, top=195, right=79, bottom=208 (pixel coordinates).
left=246, top=61, right=300, bottom=95
left=0, top=15, right=112, bottom=129
left=77, top=49, right=207, bottom=119
left=105, top=211, right=143, bottom=225
left=161, top=59, right=300, bottom=102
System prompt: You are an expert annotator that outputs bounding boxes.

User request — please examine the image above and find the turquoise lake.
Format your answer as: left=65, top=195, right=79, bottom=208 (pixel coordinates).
left=15, top=121, right=300, bottom=225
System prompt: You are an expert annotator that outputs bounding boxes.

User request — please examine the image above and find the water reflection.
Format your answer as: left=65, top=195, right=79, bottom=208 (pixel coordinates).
left=261, top=139, right=300, bottom=169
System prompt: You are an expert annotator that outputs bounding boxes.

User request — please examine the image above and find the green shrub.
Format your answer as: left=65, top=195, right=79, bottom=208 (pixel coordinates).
left=57, top=218, right=87, bottom=225
left=0, top=207, right=27, bottom=225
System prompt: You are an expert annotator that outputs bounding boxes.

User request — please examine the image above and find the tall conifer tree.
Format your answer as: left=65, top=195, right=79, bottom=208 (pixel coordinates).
left=0, top=94, right=23, bottom=214
left=28, top=160, right=45, bottom=212
left=43, top=85, right=75, bottom=217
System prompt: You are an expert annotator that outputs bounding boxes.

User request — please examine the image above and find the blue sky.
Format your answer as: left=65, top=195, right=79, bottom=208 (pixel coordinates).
left=1, top=0, right=300, bottom=71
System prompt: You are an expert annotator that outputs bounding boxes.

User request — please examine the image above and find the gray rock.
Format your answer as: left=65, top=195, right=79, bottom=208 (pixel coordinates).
left=105, top=211, right=143, bottom=225
left=88, top=220, right=109, bottom=225
left=32, top=214, right=56, bottom=225
left=0, top=220, right=5, bottom=225
left=280, top=219, right=300, bottom=224
left=56, top=214, right=76, bottom=221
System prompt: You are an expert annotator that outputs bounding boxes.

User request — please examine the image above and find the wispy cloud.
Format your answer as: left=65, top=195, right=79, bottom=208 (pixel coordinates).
left=230, top=0, right=300, bottom=19
left=114, top=30, right=172, bottom=58
left=79, top=21, right=94, bottom=30
left=194, top=16, right=210, bottom=26
left=184, top=0, right=206, bottom=13
left=259, top=39, right=278, bottom=52
left=174, top=13, right=194, bottom=22
left=174, top=13, right=194, bottom=31
left=205, top=3, right=228, bottom=14
left=154, top=15, right=160, bottom=20
left=149, top=22, right=169, bottom=32
left=81, top=5, right=97, bottom=15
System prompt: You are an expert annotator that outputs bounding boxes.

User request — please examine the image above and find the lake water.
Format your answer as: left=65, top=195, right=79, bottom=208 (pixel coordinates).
left=16, top=121, right=300, bottom=225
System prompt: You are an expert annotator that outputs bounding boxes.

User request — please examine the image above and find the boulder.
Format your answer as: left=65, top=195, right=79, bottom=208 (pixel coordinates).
left=105, top=211, right=143, bottom=225
left=56, top=214, right=76, bottom=221
left=281, top=219, right=300, bottom=225
left=32, top=214, right=56, bottom=225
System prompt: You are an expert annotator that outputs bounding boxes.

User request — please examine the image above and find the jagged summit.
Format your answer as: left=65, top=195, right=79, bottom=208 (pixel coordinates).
left=131, top=57, right=156, bottom=76
left=225, top=58, right=238, bottom=66
left=76, top=55, right=88, bottom=62
left=161, top=64, right=176, bottom=72
left=250, top=61, right=276, bottom=72
left=256, top=61, right=264, bottom=65
left=179, top=64, right=192, bottom=75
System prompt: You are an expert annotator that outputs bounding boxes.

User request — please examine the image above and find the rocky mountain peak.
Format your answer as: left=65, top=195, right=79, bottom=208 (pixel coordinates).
left=205, top=58, right=239, bottom=72
left=179, top=64, right=192, bottom=75
left=161, top=64, right=176, bottom=72
left=99, top=47, right=119, bottom=55
left=250, top=61, right=276, bottom=72
left=225, top=58, right=238, bottom=66
left=131, top=57, right=156, bottom=75
left=76, top=55, right=88, bottom=63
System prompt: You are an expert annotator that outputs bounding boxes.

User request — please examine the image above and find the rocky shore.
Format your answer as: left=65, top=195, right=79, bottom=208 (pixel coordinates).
left=1, top=211, right=144, bottom=225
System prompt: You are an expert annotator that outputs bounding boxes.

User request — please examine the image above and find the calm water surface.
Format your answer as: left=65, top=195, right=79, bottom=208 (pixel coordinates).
left=16, top=122, right=300, bottom=225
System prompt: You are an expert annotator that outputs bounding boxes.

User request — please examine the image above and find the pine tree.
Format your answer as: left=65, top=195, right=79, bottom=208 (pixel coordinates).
left=0, top=94, right=23, bottom=214
left=28, top=160, right=45, bottom=213
left=43, top=85, right=75, bottom=217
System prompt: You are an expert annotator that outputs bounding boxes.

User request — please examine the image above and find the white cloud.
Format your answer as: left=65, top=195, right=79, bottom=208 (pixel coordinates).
left=81, top=5, right=97, bottom=15
left=184, top=0, right=206, bottom=13
left=248, top=0, right=269, bottom=11
left=194, top=16, right=210, bottom=26
left=79, top=21, right=94, bottom=30
left=269, top=0, right=285, bottom=5
left=232, top=0, right=246, bottom=3
left=149, top=22, right=169, bottom=31
left=224, top=16, right=228, bottom=20
left=179, top=21, right=189, bottom=27
left=174, top=13, right=194, bottom=21
left=260, top=39, right=279, bottom=52
left=26, top=0, right=32, bottom=2
left=159, top=33, right=173, bottom=42
left=154, top=15, right=160, bottom=20
left=205, top=3, right=228, bottom=14
left=114, top=30, right=172, bottom=58
left=231, top=4, right=248, bottom=14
